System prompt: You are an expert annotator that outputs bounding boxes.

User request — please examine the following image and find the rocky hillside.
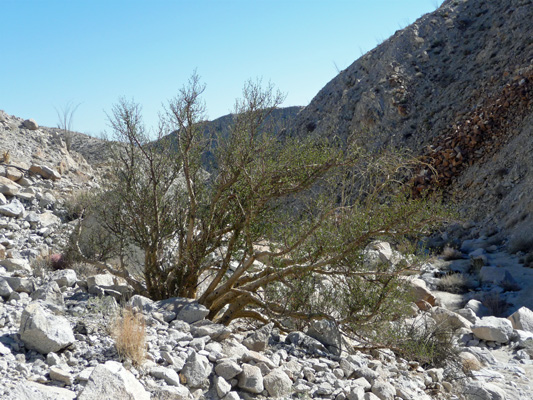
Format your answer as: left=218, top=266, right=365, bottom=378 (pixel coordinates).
left=2, top=110, right=533, bottom=399
left=293, top=0, right=533, bottom=240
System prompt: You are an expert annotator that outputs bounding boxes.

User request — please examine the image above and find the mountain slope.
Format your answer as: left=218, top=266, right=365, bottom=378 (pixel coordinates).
left=294, top=0, right=533, bottom=237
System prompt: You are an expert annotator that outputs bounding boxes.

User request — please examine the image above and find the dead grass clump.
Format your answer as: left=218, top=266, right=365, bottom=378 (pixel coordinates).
left=441, top=246, right=463, bottom=261
left=437, top=273, right=477, bottom=294
left=112, top=307, right=146, bottom=366
left=461, top=356, right=481, bottom=374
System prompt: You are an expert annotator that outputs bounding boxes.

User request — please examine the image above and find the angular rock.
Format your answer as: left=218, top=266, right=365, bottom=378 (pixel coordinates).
left=409, top=278, right=436, bottom=308
left=430, top=306, right=472, bottom=329
left=5, top=166, right=23, bottom=181
left=215, top=359, right=243, bottom=380
left=181, top=350, right=210, bottom=388
left=154, top=385, right=191, bottom=400
left=51, top=269, right=77, bottom=288
left=50, top=365, right=74, bottom=385
left=23, top=119, right=39, bottom=130
left=371, top=380, right=396, bottom=400
left=176, top=302, right=209, bottom=324
left=263, top=368, right=293, bottom=398
left=214, top=375, right=232, bottom=398
left=508, top=306, right=533, bottom=333
left=31, top=281, right=65, bottom=307
left=238, top=363, right=264, bottom=394
left=307, top=319, right=342, bottom=355
left=479, top=266, right=518, bottom=288
left=465, top=299, right=491, bottom=318
left=472, top=316, right=513, bottom=343
left=0, top=277, right=13, bottom=298
left=243, top=322, right=273, bottom=352
left=19, top=302, right=75, bottom=354
left=29, top=164, right=61, bottom=180
left=130, top=294, right=155, bottom=312
left=150, top=365, right=181, bottom=386
left=192, top=322, right=231, bottom=341
left=463, top=381, right=506, bottom=400
left=11, top=381, right=76, bottom=400
left=0, top=176, right=21, bottom=196
left=1, top=258, right=32, bottom=274
left=0, top=198, right=24, bottom=217
left=78, top=361, right=150, bottom=400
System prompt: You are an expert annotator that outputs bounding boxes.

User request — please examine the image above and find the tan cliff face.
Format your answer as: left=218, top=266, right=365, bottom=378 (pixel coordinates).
left=293, top=0, right=533, bottom=237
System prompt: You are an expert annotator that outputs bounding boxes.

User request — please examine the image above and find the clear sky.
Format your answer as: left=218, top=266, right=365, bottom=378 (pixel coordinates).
left=1, top=0, right=440, bottom=137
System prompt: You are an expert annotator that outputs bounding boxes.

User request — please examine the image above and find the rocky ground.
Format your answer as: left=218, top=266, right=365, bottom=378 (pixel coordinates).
left=1, top=111, right=533, bottom=400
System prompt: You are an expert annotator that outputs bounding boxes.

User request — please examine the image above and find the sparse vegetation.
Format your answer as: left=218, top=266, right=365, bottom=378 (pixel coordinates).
left=55, top=101, right=81, bottom=152
left=112, top=307, right=146, bottom=366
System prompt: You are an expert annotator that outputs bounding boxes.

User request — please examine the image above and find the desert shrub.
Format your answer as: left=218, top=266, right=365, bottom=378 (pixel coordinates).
left=69, top=74, right=452, bottom=339
left=31, top=255, right=53, bottom=278
left=112, top=307, right=146, bottom=366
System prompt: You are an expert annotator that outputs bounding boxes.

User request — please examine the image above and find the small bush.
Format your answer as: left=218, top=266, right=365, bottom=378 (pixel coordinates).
left=31, top=255, right=53, bottom=278
left=112, top=307, right=146, bottom=366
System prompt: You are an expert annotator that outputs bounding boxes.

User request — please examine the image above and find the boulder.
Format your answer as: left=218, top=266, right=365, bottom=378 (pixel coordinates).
left=1, top=258, right=32, bottom=274
left=263, top=368, right=293, bottom=398
left=19, top=302, right=75, bottom=354
left=479, top=266, right=518, bottom=288
left=238, top=363, right=264, bottom=394
left=508, top=306, right=533, bottom=333
left=371, top=379, right=396, bottom=400
left=51, top=269, right=77, bottom=288
left=243, top=322, right=273, bottom=351
left=11, top=381, right=76, bottom=400
left=409, top=278, right=436, bottom=309
left=0, top=277, right=13, bottom=298
left=23, top=118, right=39, bottom=130
left=430, top=306, right=472, bottom=329
left=465, top=299, right=491, bottom=318
left=130, top=294, right=155, bottom=312
left=214, top=376, right=232, bottom=398
left=29, top=164, right=61, bottom=180
left=462, top=381, right=506, bottom=400
left=150, top=365, right=181, bottom=386
left=181, top=350, right=210, bottom=388
left=0, top=198, right=24, bottom=217
left=215, top=359, right=243, bottom=380
left=31, top=281, right=65, bottom=307
left=5, top=166, right=23, bottom=181
left=472, top=316, right=513, bottom=343
left=78, top=361, right=150, bottom=400
left=0, top=176, right=20, bottom=196
left=176, top=302, right=209, bottom=324
left=307, top=319, right=342, bottom=355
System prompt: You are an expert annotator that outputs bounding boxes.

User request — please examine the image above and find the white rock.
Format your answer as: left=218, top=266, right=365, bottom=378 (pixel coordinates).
left=463, top=381, right=506, bottom=400
left=371, top=380, right=396, bottom=400
left=264, top=368, right=293, bottom=398
left=78, top=361, right=150, bottom=400
left=0, top=198, right=24, bottom=217
left=176, top=302, right=209, bottom=323
left=11, top=380, right=76, bottom=400
left=181, top=350, right=210, bottom=388
left=150, top=365, right=181, bottom=386
left=51, top=269, right=77, bottom=288
left=19, top=302, right=75, bottom=354
left=508, top=306, right=533, bottom=333
left=430, top=306, right=472, bottom=329
left=0, top=176, right=21, bottom=196
left=215, top=359, right=243, bottom=380
left=1, top=258, right=32, bottom=273
left=0, top=277, right=13, bottom=298
left=238, top=363, right=264, bottom=393
left=307, top=319, right=342, bottom=355
left=472, top=316, right=513, bottom=343
left=214, top=375, right=232, bottom=398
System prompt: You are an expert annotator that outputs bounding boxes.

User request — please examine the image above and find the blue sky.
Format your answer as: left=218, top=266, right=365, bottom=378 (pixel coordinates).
left=1, top=0, right=440, bottom=137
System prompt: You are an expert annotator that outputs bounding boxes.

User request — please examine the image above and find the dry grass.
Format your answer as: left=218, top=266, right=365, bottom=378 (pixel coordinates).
left=436, top=273, right=477, bottom=294
left=112, top=307, right=146, bottom=366
left=461, top=357, right=481, bottom=374
left=441, top=246, right=463, bottom=261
